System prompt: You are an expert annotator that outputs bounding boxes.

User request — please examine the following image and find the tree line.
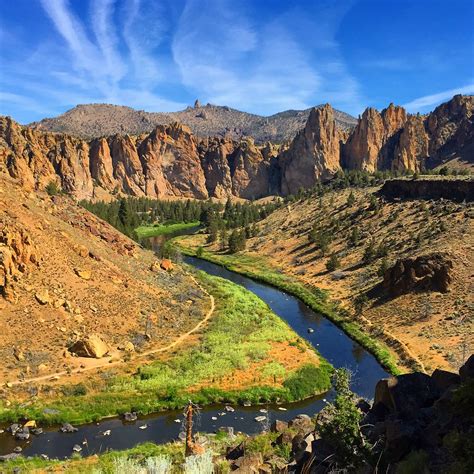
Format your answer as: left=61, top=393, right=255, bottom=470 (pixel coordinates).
left=80, top=196, right=281, bottom=247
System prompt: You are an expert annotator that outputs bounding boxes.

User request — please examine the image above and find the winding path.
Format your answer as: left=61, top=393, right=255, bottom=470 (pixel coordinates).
left=9, top=274, right=215, bottom=386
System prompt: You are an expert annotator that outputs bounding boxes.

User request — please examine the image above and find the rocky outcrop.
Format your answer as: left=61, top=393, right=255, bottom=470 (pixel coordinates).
left=229, top=138, right=272, bottom=199
left=139, top=123, right=208, bottom=199
left=263, top=355, right=474, bottom=473
left=426, top=94, right=474, bottom=167
left=344, top=95, right=473, bottom=173
left=0, top=225, right=38, bottom=302
left=391, top=114, right=429, bottom=172
left=280, top=104, right=342, bottom=195
left=383, top=252, right=453, bottom=296
left=380, top=178, right=474, bottom=202
left=199, top=137, right=234, bottom=198
left=343, top=103, right=407, bottom=172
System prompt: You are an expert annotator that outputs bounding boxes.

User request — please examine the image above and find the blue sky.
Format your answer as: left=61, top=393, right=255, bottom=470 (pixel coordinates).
left=0, top=0, right=473, bottom=123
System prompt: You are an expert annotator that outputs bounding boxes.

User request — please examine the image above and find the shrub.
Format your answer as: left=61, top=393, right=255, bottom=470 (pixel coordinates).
left=283, top=363, right=332, bottom=400
left=377, top=257, right=390, bottom=277
left=316, top=369, right=369, bottom=469
left=45, top=180, right=60, bottom=196
left=326, top=253, right=341, bottom=272
left=346, top=191, right=356, bottom=206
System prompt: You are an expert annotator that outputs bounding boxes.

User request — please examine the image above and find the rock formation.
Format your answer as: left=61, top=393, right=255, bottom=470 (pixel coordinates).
left=69, top=334, right=109, bottom=358
left=342, top=103, right=407, bottom=172
left=0, top=225, right=38, bottom=302
left=343, top=95, right=473, bottom=174
left=379, top=178, right=474, bottom=202
left=280, top=104, right=342, bottom=195
left=1, top=95, right=472, bottom=200
left=383, top=253, right=453, bottom=296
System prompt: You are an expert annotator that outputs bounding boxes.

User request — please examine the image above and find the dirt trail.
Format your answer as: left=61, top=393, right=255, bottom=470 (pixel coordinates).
left=9, top=275, right=215, bottom=386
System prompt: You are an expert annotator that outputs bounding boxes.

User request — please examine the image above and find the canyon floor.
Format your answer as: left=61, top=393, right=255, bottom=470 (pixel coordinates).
left=178, top=184, right=474, bottom=373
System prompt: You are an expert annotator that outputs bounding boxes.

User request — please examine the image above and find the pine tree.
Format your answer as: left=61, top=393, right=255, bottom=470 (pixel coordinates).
left=347, top=191, right=355, bottom=206
left=326, top=253, right=341, bottom=272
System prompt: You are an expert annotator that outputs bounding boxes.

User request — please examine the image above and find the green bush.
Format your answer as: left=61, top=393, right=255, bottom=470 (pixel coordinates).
left=45, top=180, right=60, bottom=196
left=283, top=363, right=332, bottom=400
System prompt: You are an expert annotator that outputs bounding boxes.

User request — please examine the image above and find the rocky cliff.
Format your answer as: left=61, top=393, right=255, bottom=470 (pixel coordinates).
left=280, top=104, right=343, bottom=195
left=1, top=95, right=472, bottom=200
left=380, top=178, right=474, bottom=202
left=342, top=95, right=473, bottom=173
left=0, top=117, right=273, bottom=200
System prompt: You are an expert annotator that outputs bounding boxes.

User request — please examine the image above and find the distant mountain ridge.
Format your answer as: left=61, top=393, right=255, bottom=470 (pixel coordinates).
left=29, top=102, right=358, bottom=143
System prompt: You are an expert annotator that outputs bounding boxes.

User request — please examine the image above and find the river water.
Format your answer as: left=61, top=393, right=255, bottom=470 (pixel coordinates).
left=0, top=250, right=388, bottom=459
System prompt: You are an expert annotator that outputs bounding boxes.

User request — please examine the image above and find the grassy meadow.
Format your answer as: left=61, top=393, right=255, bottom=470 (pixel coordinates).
left=134, top=221, right=200, bottom=239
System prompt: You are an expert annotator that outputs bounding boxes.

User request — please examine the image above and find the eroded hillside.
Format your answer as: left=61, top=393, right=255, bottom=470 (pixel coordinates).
left=182, top=181, right=474, bottom=373
left=0, top=173, right=209, bottom=386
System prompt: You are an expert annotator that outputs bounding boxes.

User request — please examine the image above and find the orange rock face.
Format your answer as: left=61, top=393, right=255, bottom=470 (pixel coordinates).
left=0, top=224, right=38, bottom=302
left=280, top=104, right=342, bottom=195
left=343, top=104, right=407, bottom=172
left=1, top=95, right=472, bottom=200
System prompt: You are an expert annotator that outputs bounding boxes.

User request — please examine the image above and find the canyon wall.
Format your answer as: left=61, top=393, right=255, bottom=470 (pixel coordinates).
left=1, top=95, right=472, bottom=200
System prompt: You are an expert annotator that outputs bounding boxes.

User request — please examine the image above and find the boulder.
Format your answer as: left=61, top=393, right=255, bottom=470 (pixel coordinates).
left=374, top=373, right=440, bottom=418
left=271, top=419, right=289, bottom=433
left=69, top=334, right=109, bottom=358
left=431, top=369, right=461, bottom=392
left=74, top=268, right=91, bottom=280
left=288, top=414, right=313, bottom=433
left=123, top=412, right=138, bottom=422
left=274, top=431, right=294, bottom=446
left=118, top=341, right=135, bottom=353
left=14, top=428, right=30, bottom=441
left=226, top=441, right=245, bottom=460
left=35, top=289, right=51, bottom=305
left=232, top=452, right=264, bottom=473
left=160, top=259, right=173, bottom=271
left=384, top=420, right=417, bottom=463
left=291, top=433, right=309, bottom=463
left=60, top=423, right=78, bottom=433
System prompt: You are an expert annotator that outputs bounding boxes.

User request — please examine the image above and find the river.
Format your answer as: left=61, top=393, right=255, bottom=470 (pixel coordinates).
left=0, top=246, right=388, bottom=459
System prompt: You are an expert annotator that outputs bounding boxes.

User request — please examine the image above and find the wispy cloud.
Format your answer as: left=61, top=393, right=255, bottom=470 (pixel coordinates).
left=172, top=0, right=363, bottom=115
left=14, top=0, right=184, bottom=116
left=403, top=83, right=474, bottom=111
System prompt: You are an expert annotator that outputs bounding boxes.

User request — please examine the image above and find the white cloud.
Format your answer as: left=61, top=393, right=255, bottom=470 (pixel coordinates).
left=29, top=0, right=184, bottom=116
left=403, top=83, right=474, bottom=111
left=172, top=0, right=363, bottom=115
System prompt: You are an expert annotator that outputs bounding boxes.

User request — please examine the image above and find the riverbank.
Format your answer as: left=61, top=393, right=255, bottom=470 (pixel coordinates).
left=1, top=428, right=286, bottom=473
left=176, top=238, right=401, bottom=375
left=0, top=271, right=331, bottom=426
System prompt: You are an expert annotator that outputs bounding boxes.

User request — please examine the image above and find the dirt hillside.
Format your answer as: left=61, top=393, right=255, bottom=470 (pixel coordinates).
left=0, top=173, right=208, bottom=386
left=188, top=184, right=473, bottom=372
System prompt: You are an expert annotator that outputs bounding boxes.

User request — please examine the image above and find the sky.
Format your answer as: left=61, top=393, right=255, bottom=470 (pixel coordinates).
left=0, top=0, right=473, bottom=123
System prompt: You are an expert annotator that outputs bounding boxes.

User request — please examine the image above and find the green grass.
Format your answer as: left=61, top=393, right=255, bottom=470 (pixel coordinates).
left=0, top=272, right=331, bottom=426
left=176, top=242, right=401, bottom=376
left=134, top=221, right=200, bottom=239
